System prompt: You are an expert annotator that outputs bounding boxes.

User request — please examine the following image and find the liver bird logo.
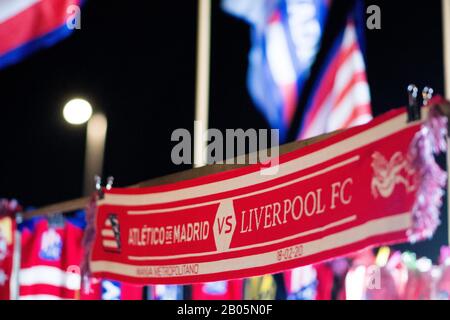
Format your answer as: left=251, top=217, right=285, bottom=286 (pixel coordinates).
left=371, top=151, right=417, bottom=199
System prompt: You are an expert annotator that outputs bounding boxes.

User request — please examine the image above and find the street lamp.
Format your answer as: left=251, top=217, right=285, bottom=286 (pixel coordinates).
left=63, top=98, right=108, bottom=195
left=63, top=98, right=93, bottom=125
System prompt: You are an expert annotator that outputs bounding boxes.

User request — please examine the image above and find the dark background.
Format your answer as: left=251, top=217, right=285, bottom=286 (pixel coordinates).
left=0, top=0, right=447, bottom=260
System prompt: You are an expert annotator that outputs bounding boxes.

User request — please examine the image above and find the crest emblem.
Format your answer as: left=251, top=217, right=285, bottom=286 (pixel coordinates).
left=101, top=214, right=121, bottom=253
left=39, top=229, right=62, bottom=261
left=371, top=151, right=417, bottom=199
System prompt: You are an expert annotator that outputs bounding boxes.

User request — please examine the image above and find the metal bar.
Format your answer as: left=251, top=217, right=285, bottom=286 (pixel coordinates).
left=194, top=0, right=212, bottom=168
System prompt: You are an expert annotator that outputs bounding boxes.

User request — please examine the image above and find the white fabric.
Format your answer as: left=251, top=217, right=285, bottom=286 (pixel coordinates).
left=0, top=0, right=40, bottom=23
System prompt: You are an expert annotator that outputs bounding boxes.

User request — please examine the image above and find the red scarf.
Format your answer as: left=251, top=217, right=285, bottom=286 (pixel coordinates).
left=87, top=102, right=447, bottom=285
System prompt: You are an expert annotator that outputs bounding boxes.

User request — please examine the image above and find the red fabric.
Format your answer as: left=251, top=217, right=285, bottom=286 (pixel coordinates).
left=299, top=21, right=372, bottom=139
left=99, top=279, right=143, bottom=300
left=402, top=269, right=433, bottom=300
left=436, top=265, right=450, bottom=299
left=79, top=277, right=102, bottom=300
left=119, top=282, right=143, bottom=300
left=301, top=38, right=359, bottom=133
left=90, top=105, right=446, bottom=284
left=20, top=284, right=79, bottom=299
left=19, top=218, right=84, bottom=300
left=314, top=263, right=334, bottom=300
left=0, top=0, right=81, bottom=55
left=283, top=266, right=317, bottom=300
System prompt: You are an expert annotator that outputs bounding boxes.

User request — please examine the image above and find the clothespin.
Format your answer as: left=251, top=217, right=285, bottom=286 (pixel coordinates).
left=106, top=176, right=114, bottom=191
left=95, top=175, right=115, bottom=199
left=95, top=175, right=104, bottom=199
left=422, top=86, right=434, bottom=106
left=407, top=84, right=419, bottom=123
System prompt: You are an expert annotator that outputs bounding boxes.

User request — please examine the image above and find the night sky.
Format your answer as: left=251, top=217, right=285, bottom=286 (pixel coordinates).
left=0, top=0, right=447, bottom=260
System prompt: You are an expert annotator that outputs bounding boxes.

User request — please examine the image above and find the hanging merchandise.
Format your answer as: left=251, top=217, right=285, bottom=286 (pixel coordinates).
left=284, top=265, right=317, bottom=300
left=402, top=253, right=435, bottom=300
left=84, top=197, right=144, bottom=301
left=18, top=212, right=85, bottom=300
left=314, top=263, right=335, bottom=300
left=244, top=274, right=286, bottom=300
left=344, top=249, right=375, bottom=300
left=100, top=279, right=143, bottom=300
left=365, top=248, right=404, bottom=300
left=369, top=249, right=407, bottom=300
left=191, top=280, right=243, bottom=300
left=0, top=199, right=21, bottom=300
left=435, top=247, right=450, bottom=299
left=148, top=285, right=184, bottom=300
left=345, top=247, right=410, bottom=300
left=86, top=99, right=448, bottom=285
left=79, top=277, right=102, bottom=300
left=329, top=258, right=350, bottom=300
left=341, top=246, right=450, bottom=300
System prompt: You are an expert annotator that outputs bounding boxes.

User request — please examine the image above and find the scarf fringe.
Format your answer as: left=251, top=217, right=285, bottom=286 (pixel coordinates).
left=407, top=106, right=448, bottom=243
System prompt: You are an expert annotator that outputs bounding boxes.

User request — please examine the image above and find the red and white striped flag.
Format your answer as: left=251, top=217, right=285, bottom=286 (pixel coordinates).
left=0, top=0, right=82, bottom=69
left=298, top=10, right=372, bottom=139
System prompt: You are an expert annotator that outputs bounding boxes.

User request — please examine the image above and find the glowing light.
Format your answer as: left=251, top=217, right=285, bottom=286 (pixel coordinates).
left=63, top=98, right=93, bottom=125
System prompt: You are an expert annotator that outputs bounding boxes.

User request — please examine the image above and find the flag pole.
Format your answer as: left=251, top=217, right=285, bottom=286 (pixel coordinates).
left=443, top=0, right=450, bottom=245
left=194, top=0, right=212, bottom=168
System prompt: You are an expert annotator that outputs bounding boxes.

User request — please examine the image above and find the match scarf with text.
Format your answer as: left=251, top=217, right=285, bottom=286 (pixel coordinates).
left=88, top=102, right=448, bottom=285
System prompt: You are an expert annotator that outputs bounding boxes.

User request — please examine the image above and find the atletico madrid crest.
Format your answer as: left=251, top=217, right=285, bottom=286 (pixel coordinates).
left=102, top=214, right=121, bottom=253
